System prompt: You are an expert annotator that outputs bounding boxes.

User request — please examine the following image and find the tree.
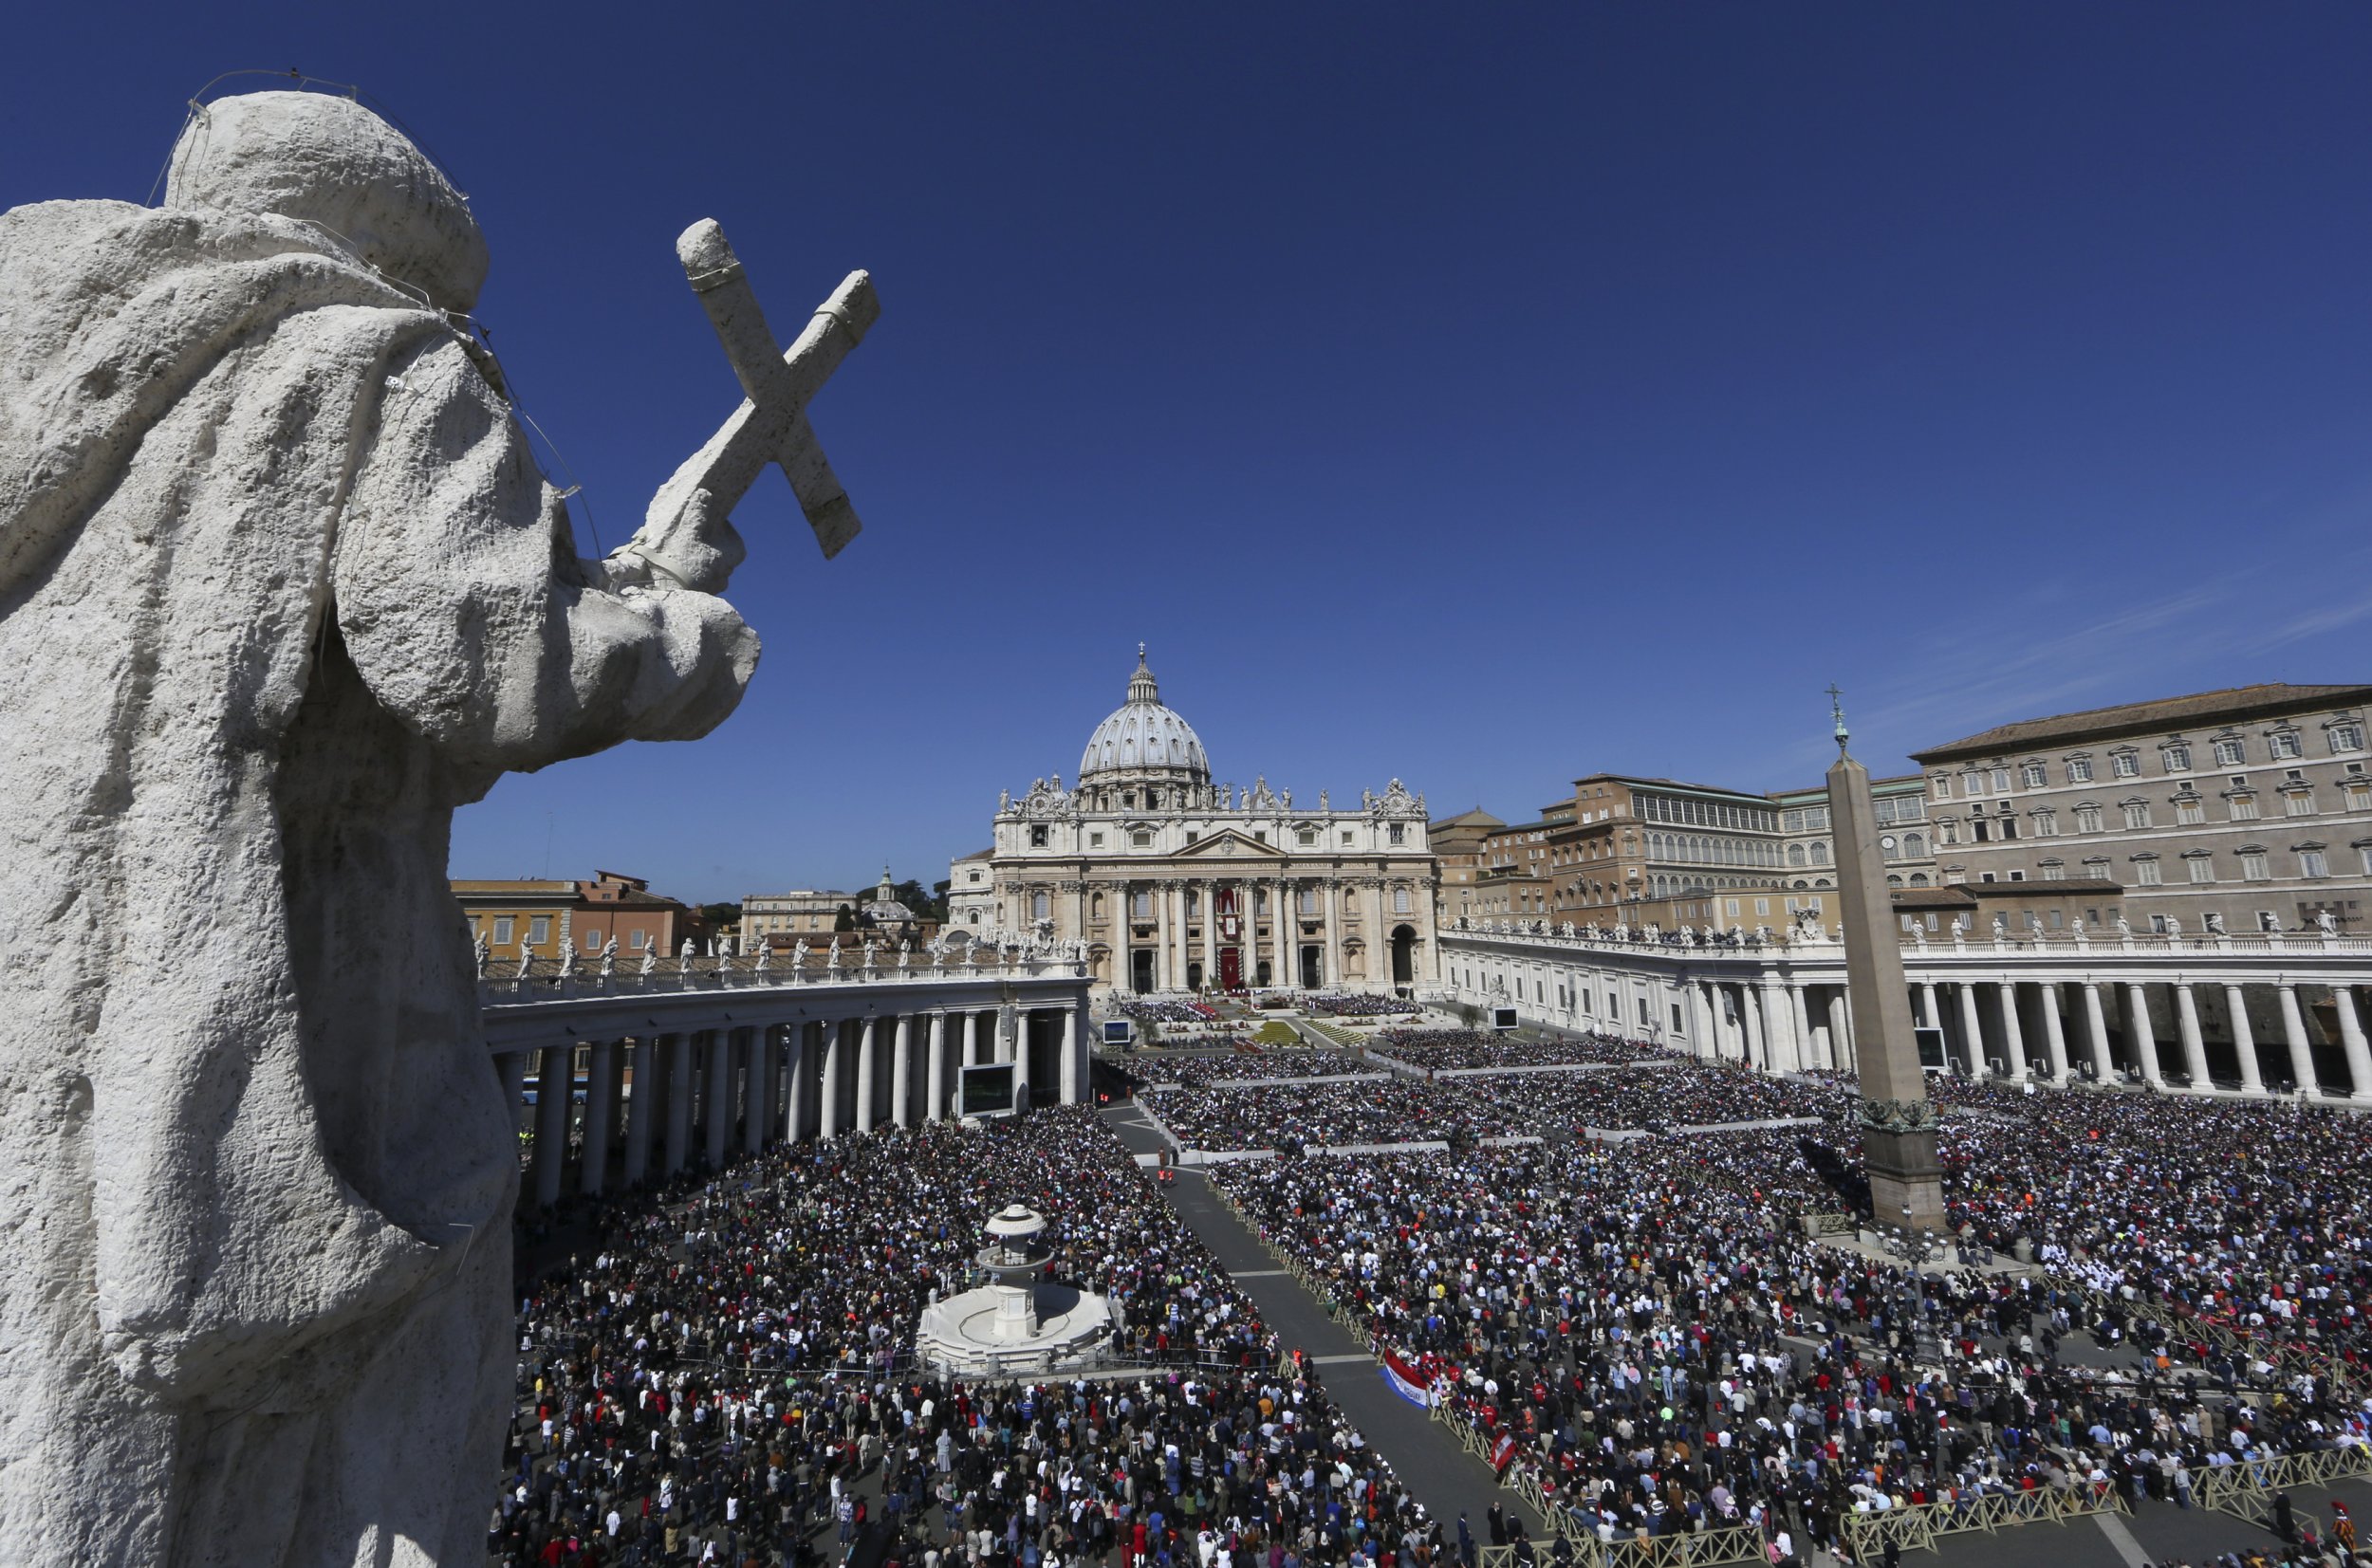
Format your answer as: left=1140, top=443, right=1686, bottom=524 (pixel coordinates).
left=833, top=903, right=856, bottom=932
left=698, top=901, right=741, bottom=928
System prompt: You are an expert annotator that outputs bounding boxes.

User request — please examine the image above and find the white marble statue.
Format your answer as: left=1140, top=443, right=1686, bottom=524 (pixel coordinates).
left=473, top=929, right=490, bottom=978
left=898, top=938, right=911, bottom=968
left=0, top=91, right=838, bottom=1566
left=640, top=943, right=658, bottom=978
left=827, top=936, right=843, bottom=970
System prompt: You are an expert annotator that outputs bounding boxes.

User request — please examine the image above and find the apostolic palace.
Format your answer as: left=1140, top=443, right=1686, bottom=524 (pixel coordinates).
left=947, top=648, right=1440, bottom=995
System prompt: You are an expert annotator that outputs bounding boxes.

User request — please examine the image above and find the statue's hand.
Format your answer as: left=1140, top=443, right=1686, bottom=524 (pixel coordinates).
left=601, top=485, right=746, bottom=594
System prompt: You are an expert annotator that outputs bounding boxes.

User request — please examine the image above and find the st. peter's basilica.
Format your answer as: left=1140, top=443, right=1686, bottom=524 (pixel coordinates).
left=946, top=650, right=1439, bottom=996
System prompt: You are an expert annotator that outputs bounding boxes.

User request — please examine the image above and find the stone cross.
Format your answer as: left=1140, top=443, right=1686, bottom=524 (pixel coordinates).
left=663, top=222, right=880, bottom=560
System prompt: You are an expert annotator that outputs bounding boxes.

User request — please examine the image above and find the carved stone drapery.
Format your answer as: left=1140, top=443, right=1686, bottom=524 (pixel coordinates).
left=1859, top=1097, right=1940, bottom=1134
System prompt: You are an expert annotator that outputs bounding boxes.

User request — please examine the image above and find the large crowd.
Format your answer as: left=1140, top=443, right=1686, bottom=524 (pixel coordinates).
left=1128, top=1050, right=1381, bottom=1088
left=1214, top=1132, right=2372, bottom=1557
left=1303, top=995, right=1424, bottom=1020
left=1114, top=999, right=1226, bottom=1025
left=1146, top=1079, right=1500, bottom=1153
left=492, top=1108, right=1442, bottom=1566
left=1472, top=1062, right=1850, bottom=1135
left=1364, top=1030, right=1662, bottom=1073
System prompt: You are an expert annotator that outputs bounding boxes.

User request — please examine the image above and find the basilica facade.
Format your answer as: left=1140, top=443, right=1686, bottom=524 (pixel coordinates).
left=947, top=651, right=1440, bottom=996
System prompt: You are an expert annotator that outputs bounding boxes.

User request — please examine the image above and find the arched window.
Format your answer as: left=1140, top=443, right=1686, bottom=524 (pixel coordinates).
left=1788, top=844, right=1806, bottom=867
left=1908, top=874, right=1929, bottom=887
left=1031, top=892, right=1049, bottom=920
left=1809, top=841, right=1830, bottom=867
left=1886, top=874, right=1903, bottom=887
left=1903, top=832, right=1925, bottom=858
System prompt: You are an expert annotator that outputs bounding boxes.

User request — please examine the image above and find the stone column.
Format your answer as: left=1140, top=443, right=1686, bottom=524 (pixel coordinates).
left=703, top=1031, right=732, bottom=1166
left=782, top=1028, right=808, bottom=1141
left=1367, top=878, right=1390, bottom=987
left=1995, top=984, right=2028, bottom=1079
left=1012, top=1007, right=1034, bottom=1107
left=1739, top=984, right=1767, bottom=1068
left=2277, top=984, right=2318, bottom=1096
left=1170, top=883, right=1189, bottom=989
left=1956, top=983, right=1986, bottom=1075
left=1789, top=983, right=1814, bottom=1069
left=664, top=1033, right=694, bottom=1174
left=2125, top=984, right=2164, bottom=1088
left=498, top=1050, right=531, bottom=1134
left=855, top=1016, right=878, bottom=1133
left=1323, top=879, right=1343, bottom=988
left=2080, top=985, right=2111, bottom=1081
left=1061, top=1003, right=1081, bottom=1104
left=820, top=1021, right=843, bottom=1140
left=1826, top=989, right=1852, bottom=1072
left=744, top=1026, right=774, bottom=1153
left=2331, top=986, right=2372, bottom=1098
left=2224, top=984, right=2264, bottom=1096
left=926, top=1011, right=948, bottom=1121
left=963, top=1010, right=979, bottom=1067
left=622, top=1037, right=657, bottom=1186
left=531, top=1043, right=572, bottom=1208
left=1918, top=984, right=1941, bottom=1030
left=2173, top=984, right=2212, bottom=1092
left=892, top=1014, right=914, bottom=1128
left=2038, top=986, right=2071, bottom=1083
left=1758, top=979, right=1797, bottom=1073
left=1201, top=880, right=1217, bottom=989
left=579, top=1040, right=617, bottom=1195
left=1273, top=879, right=1291, bottom=989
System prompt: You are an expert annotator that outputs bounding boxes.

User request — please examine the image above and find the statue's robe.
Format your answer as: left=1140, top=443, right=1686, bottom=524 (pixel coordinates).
left=0, top=198, right=756, bottom=1566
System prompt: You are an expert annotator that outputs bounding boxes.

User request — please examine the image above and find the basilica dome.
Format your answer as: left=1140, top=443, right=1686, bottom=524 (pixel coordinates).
left=1079, top=648, right=1210, bottom=785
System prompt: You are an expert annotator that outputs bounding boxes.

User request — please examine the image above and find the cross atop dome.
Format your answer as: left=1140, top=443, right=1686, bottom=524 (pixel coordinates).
left=1126, top=644, right=1160, bottom=706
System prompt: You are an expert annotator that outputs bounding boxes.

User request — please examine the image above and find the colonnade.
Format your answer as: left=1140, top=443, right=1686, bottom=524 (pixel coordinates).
left=1442, top=930, right=2372, bottom=1102
left=500, top=997, right=1090, bottom=1209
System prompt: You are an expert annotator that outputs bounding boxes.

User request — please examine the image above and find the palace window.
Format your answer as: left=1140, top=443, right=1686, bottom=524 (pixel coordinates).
left=2298, top=844, right=2330, bottom=878
left=1132, top=890, right=1153, bottom=917
left=2358, top=841, right=2372, bottom=876
left=1388, top=823, right=1406, bottom=845
left=2083, top=857, right=2111, bottom=879
left=1963, top=770, right=1987, bottom=796
left=2270, top=729, right=2304, bottom=760
left=2040, top=859, right=2066, bottom=881
left=1029, top=825, right=1048, bottom=847
left=1992, top=767, right=2012, bottom=793
left=1341, top=830, right=1354, bottom=847
left=585, top=930, right=602, bottom=950
left=1298, top=887, right=1318, bottom=914
left=2022, top=763, right=2048, bottom=788
left=1931, top=775, right=1953, bottom=800
left=2176, top=797, right=2205, bottom=826
left=2132, top=857, right=2162, bottom=887
left=528, top=916, right=550, bottom=946
left=2066, top=756, right=2094, bottom=783
left=2286, top=789, right=2316, bottom=818
left=1809, top=841, right=1830, bottom=866
left=2185, top=852, right=2214, bottom=883
left=1903, top=832, right=1926, bottom=857
left=1393, top=887, right=1411, bottom=913
left=2111, top=750, right=2140, bottom=779
left=1132, top=830, right=1153, bottom=848
left=2346, top=781, right=2372, bottom=811
left=2075, top=803, right=2103, bottom=834
left=2238, top=848, right=2270, bottom=881
left=2121, top=801, right=2150, bottom=830
left=2214, top=738, right=2247, bottom=767
left=1185, top=830, right=1199, bottom=845
left=1031, top=892, right=1050, bottom=920
left=968, top=870, right=983, bottom=883
left=2163, top=743, right=2192, bottom=772
left=1089, top=832, right=1104, bottom=848
left=1788, top=844, right=1806, bottom=867
left=2031, top=809, right=2057, bottom=838
left=1297, top=829, right=1317, bottom=847
left=492, top=917, right=515, bottom=946
left=2332, top=722, right=2366, bottom=753
left=2230, top=793, right=2260, bottom=821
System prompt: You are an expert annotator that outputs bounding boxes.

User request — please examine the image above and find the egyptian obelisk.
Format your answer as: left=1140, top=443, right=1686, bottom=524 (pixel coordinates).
left=1825, top=689, right=1947, bottom=1230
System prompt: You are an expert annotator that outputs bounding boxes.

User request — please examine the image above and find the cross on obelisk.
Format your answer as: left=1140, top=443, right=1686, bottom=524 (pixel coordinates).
left=1825, top=686, right=1947, bottom=1230
left=654, top=219, right=880, bottom=559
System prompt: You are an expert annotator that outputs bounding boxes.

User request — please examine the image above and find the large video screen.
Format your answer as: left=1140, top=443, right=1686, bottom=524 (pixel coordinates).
left=959, top=1062, right=1015, bottom=1117
left=1914, top=1026, right=1949, bottom=1071
left=1491, top=1007, right=1519, bottom=1032
left=1103, top=1020, right=1133, bottom=1045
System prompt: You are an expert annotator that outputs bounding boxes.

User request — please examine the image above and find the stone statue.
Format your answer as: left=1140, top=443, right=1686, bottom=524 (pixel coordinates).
left=2317, top=909, right=2339, bottom=935
left=473, top=929, right=490, bottom=978
left=640, top=942, right=658, bottom=978
left=2116, top=914, right=2133, bottom=938
left=862, top=937, right=878, bottom=971
left=600, top=936, right=618, bottom=977
left=753, top=940, right=769, bottom=972
left=2204, top=912, right=2226, bottom=936
left=0, top=91, right=826, bottom=1565
left=898, top=938, right=911, bottom=968
left=792, top=938, right=809, bottom=972
left=2164, top=914, right=2182, bottom=938
left=1319, top=789, right=1329, bottom=811
left=827, top=936, right=843, bottom=969
left=1992, top=915, right=2007, bottom=941
left=680, top=936, right=697, bottom=971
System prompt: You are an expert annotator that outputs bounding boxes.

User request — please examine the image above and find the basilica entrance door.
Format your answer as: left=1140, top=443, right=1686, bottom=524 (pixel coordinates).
left=1131, top=949, right=1155, bottom=992
left=1218, top=948, right=1242, bottom=990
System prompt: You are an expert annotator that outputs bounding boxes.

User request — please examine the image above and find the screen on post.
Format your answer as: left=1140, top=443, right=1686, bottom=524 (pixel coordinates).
left=960, top=1062, right=1015, bottom=1117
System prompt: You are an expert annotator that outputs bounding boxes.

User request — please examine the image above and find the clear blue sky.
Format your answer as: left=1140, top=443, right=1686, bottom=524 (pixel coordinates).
left=9, top=7, right=2369, bottom=902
